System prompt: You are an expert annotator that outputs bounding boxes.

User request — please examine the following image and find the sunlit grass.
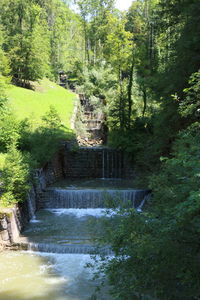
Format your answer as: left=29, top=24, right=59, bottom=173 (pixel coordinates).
left=6, top=78, right=76, bottom=129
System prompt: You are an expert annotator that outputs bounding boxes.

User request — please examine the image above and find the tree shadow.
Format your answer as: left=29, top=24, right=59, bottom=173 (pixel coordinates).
left=19, top=121, right=76, bottom=167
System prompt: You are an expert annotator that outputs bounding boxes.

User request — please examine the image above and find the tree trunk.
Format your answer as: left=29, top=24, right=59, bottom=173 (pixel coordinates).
left=127, top=45, right=135, bottom=128
left=142, top=87, right=147, bottom=117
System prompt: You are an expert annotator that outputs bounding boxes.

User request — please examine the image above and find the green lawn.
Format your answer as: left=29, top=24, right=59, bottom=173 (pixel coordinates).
left=6, top=78, right=76, bottom=128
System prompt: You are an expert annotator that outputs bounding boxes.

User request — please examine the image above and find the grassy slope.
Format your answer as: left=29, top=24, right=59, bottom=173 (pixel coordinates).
left=0, top=79, right=76, bottom=171
left=6, top=78, right=76, bottom=128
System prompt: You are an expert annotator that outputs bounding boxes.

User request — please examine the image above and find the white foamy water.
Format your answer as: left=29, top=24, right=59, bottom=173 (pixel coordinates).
left=37, top=252, right=96, bottom=279
left=30, top=216, right=41, bottom=223
left=0, top=251, right=112, bottom=300
left=46, top=208, right=113, bottom=218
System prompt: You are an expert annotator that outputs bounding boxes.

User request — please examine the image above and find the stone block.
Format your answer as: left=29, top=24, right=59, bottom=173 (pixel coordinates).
left=1, top=230, right=10, bottom=241
left=0, top=218, right=8, bottom=230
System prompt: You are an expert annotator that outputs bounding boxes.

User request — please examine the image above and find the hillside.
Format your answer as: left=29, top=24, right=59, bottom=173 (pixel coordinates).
left=6, top=78, right=75, bottom=128
left=0, top=79, right=76, bottom=172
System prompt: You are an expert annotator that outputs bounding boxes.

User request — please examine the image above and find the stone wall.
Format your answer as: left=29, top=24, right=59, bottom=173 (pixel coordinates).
left=0, top=197, right=33, bottom=249
left=63, top=146, right=135, bottom=179
left=0, top=150, right=65, bottom=250
left=0, top=146, right=135, bottom=249
left=63, top=147, right=103, bottom=178
left=41, top=149, right=65, bottom=185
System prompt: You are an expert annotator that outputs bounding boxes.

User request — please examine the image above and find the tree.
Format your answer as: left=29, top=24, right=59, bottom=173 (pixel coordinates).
left=1, top=143, right=30, bottom=206
left=104, top=13, right=133, bottom=130
left=77, top=0, right=115, bottom=65
left=95, top=72, right=200, bottom=300
left=0, top=0, right=51, bottom=86
left=126, top=0, right=159, bottom=117
left=0, top=28, right=9, bottom=76
left=156, top=0, right=200, bottom=96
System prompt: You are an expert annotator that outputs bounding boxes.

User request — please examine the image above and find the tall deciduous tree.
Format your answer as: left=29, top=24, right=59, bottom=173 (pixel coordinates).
left=0, top=28, right=9, bottom=76
left=104, top=13, right=133, bottom=130
left=77, top=0, right=115, bottom=65
left=0, top=0, right=51, bottom=86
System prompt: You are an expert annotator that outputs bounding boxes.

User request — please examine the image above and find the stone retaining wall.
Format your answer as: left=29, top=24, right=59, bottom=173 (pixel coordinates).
left=63, top=146, right=135, bottom=179
left=0, top=146, right=135, bottom=249
left=0, top=150, right=65, bottom=250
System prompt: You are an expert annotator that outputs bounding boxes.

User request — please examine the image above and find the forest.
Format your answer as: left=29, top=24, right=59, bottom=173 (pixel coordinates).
left=0, top=0, right=200, bottom=299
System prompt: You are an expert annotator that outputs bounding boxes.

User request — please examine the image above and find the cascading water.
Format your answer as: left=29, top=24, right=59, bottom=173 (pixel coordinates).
left=0, top=92, right=151, bottom=299
left=0, top=251, right=111, bottom=300
left=101, top=148, right=123, bottom=179
left=2, top=178, right=149, bottom=300
left=40, top=188, right=148, bottom=209
left=27, top=187, right=37, bottom=220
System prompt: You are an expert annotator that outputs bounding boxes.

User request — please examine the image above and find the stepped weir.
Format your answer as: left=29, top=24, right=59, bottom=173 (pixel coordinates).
left=19, top=175, right=150, bottom=256
left=39, top=188, right=149, bottom=209
left=1, top=93, right=150, bottom=300
left=63, top=146, right=128, bottom=178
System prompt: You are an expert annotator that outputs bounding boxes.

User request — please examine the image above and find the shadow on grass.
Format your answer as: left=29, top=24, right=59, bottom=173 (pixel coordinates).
left=19, top=121, right=76, bottom=167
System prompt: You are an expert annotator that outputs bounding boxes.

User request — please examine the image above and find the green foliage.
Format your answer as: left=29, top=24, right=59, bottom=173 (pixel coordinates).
left=155, top=0, right=200, bottom=96
left=0, top=0, right=51, bottom=85
left=42, top=105, right=62, bottom=128
left=48, top=0, right=83, bottom=78
left=0, top=111, right=19, bottom=152
left=18, top=106, right=74, bottom=166
left=179, top=70, right=200, bottom=120
left=0, top=78, right=8, bottom=113
left=77, top=0, right=115, bottom=65
left=0, top=27, right=10, bottom=76
left=0, top=79, right=75, bottom=206
left=0, top=79, right=19, bottom=153
left=97, top=123, right=200, bottom=300
left=1, top=143, right=30, bottom=206
left=23, top=126, right=70, bottom=166
left=0, top=0, right=83, bottom=84
left=6, top=78, right=75, bottom=128
left=97, top=73, right=200, bottom=300
left=77, top=63, right=117, bottom=99
left=0, top=153, right=6, bottom=171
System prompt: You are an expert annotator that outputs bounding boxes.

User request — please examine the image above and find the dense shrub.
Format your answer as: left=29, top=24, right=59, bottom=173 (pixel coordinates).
left=0, top=106, right=74, bottom=206
left=95, top=73, right=200, bottom=300
left=18, top=106, right=74, bottom=166
left=1, top=143, right=30, bottom=206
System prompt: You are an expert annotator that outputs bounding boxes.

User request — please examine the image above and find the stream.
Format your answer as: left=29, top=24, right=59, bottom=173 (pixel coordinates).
left=0, top=179, right=148, bottom=300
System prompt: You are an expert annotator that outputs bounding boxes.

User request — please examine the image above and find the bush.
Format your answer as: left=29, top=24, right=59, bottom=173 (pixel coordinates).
left=96, top=124, right=200, bottom=300
left=1, top=143, right=30, bottom=206
left=18, top=106, right=74, bottom=166
left=96, top=73, right=200, bottom=300
left=0, top=111, right=19, bottom=152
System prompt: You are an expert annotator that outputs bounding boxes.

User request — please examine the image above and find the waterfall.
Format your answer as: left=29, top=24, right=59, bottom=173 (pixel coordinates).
left=39, top=188, right=149, bottom=209
left=101, top=148, right=123, bottom=179
left=26, top=242, right=112, bottom=255
left=102, top=149, right=105, bottom=178
left=136, top=192, right=151, bottom=212
left=20, top=186, right=150, bottom=256
left=27, top=187, right=36, bottom=220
